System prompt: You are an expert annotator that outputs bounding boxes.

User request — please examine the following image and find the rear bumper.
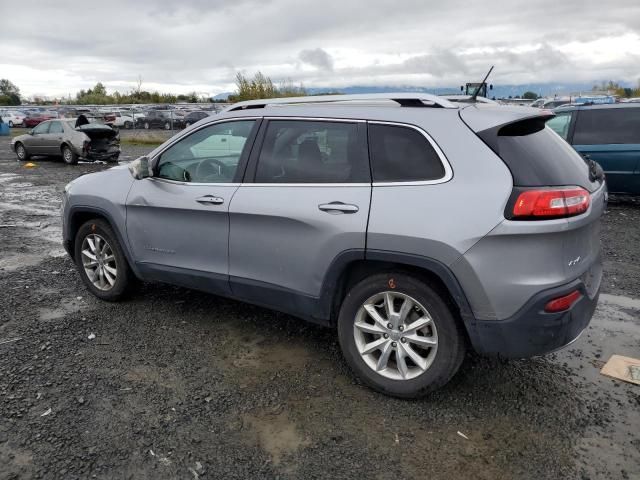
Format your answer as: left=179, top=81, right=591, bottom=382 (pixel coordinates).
left=469, top=264, right=601, bottom=358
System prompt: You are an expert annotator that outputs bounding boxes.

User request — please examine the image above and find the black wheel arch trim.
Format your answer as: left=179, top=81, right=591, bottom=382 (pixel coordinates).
left=318, top=249, right=478, bottom=335
left=65, top=205, right=140, bottom=278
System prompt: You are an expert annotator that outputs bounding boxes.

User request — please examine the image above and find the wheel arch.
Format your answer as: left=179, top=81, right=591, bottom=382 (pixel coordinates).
left=320, top=250, right=477, bottom=341
left=66, top=207, right=140, bottom=278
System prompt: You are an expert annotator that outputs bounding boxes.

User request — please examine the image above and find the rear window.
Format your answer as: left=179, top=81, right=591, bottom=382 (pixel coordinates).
left=368, top=124, right=445, bottom=182
left=573, top=108, right=640, bottom=144
left=480, top=118, right=599, bottom=191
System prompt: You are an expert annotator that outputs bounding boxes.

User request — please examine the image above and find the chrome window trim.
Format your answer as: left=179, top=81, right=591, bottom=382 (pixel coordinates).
left=150, top=177, right=240, bottom=187
left=368, top=120, right=453, bottom=187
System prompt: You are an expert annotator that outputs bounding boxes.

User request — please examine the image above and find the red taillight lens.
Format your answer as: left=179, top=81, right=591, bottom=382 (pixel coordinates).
left=512, top=187, right=590, bottom=219
left=544, top=290, right=582, bottom=313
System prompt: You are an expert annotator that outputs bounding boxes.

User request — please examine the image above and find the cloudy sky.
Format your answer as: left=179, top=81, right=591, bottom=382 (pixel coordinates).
left=2, top=0, right=639, bottom=98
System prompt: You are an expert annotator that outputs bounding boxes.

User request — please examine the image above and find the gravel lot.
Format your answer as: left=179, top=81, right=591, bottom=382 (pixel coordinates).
left=0, top=132, right=638, bottom=480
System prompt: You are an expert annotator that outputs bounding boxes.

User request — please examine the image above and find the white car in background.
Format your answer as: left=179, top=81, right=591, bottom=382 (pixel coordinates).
left=0, top=110, right=26, bottom=127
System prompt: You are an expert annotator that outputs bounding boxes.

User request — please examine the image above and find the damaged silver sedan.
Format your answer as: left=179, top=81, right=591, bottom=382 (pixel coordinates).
left=11, top=115, right=120, bottom=165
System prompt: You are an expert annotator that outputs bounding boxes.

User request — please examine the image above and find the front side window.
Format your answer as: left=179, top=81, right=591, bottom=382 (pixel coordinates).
left=157, top=120, right=256, bottom=183
left=546, top=113, right=572, bottom=140
left=368, top=123, right=446, bottom=182
left=255, top=120, right=368, bottom=183
left=48, top=121, right=64, bottom=134
left=32, top=122, right=50, bottom=134
left=573, top=108, right=640, bottom=144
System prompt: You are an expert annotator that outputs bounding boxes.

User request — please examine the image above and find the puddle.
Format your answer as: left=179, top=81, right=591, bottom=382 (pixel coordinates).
left=229, top=337, right=314, bottom=373
left=599, top=293, right=640, bottom=310
left=38, top=297, right=87, bottom=321
left=242, top=412, right=310, bottom=466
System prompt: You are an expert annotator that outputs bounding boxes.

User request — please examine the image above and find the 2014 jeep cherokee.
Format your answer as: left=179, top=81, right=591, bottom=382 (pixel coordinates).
left=61, top=94, right=605, bottom=398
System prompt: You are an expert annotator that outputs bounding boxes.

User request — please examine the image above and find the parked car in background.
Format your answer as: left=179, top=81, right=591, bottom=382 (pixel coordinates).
left=61, top=94, right=605, bottom=398
left=183, top=110, right=211, bottom=127
left=104, top=112, right=137, bottom=129
left=548, top=103, right=640, bottom=194
left=11, top=116, right=120, bottom=164
left=0, top=110, right=26, bottom=127
left=23, top=112, right=57, bottom=128
left=136, top=110, right=185, bottom=129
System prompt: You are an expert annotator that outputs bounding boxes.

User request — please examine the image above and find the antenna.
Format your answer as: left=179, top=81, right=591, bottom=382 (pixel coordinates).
left=471, top=65, right=494, bottom=102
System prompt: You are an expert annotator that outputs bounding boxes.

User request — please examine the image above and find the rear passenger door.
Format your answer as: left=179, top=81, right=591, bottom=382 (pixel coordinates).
left=228, top=119, right=370, bottom=318
left=571, top=108, right=640, bottom=194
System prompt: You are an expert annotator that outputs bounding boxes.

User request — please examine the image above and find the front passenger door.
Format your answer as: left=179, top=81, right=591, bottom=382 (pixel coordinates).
left=125, top=119, right=260, bottom=294
left=26, top=121, right=51, bottom=155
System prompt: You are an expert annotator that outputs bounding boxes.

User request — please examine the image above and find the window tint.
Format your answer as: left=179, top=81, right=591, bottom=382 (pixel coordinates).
left=368, top=124, right=445, bottom=182
left=157, top=120, right=255, bottom=183
left=574, top=108, right=640, bottom=144
left=48, top=121, right=64, bottom=134
left=546, top=113, right=572, bottom=140
left=255, top=120, right=368, bottom=183
left=32, top=122, right=50, bottom=134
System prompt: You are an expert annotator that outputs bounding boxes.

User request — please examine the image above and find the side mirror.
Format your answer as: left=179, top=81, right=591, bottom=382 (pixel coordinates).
left=29, top=129, right=34, bottom=135
left=128, top=156, right=152, bottom=180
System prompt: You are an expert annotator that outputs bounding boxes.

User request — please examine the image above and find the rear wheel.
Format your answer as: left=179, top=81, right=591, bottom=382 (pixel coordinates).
left=143, top=122, right=150, bottom=130
left=74, top=219, right=135, bottom=301
left=337, top=273, right=466, bottom=398
left=62, top=145, right=78, bottom=165
left=124, top=121, right=132, bottom=129
left=164, top=122, right=171, bottom=130
left=15, top=142, right=29, bottom=161
left=8, top=120, right=13, bottom=127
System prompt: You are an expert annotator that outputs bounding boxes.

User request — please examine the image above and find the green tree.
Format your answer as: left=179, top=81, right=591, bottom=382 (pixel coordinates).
left=229, top=71, right=306, bottom=102
left=522, top=91, right=538, bottom=100
left=0, top=79, right=21, bottom=105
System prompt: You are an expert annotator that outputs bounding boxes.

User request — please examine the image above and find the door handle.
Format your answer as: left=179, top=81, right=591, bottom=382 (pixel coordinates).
left=318, top=202, right=359, bottom=214
left=196, top=195, right=224, bottom=205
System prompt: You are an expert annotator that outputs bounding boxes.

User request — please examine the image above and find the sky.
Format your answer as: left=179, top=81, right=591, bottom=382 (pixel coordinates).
left=1, top=0, right=639, bottom=98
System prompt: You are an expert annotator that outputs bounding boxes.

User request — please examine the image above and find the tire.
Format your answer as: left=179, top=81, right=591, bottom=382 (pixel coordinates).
left=124, top=121, right=132, bottom=129
left=15, top=142, right=30, bottom=161
left=8, top=120, right=13, bottom=127
left=164, top=122, right=171, bottom=130
left=62, top=145, right=78, bottom=165
left=185, top=122, right=191, bottom=128
left=337, top=273, right=466, bottom=398
left=106, top=154, right=119, bottom=163
left=144, top=122, right=150, bottom=130
left=74, top=219, right=136, bottom=301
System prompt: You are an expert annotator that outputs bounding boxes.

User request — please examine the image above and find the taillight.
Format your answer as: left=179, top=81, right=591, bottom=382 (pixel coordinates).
left=544, top=290, right=582, bottom=313
left=511, top=187, right=590, bottom=219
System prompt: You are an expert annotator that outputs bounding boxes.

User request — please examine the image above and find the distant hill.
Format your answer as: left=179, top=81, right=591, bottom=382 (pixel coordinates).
left=213, top=81, right=632, bottom=102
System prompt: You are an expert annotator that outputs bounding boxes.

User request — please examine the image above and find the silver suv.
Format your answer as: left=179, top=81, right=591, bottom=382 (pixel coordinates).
left=61, top=94, right=605, bottom=398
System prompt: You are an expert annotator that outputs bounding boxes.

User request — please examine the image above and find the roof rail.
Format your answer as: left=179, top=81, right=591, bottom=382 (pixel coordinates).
left=224, top=93, right=458, bottom=112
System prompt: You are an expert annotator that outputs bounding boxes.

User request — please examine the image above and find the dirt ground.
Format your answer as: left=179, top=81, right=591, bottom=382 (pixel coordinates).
left=0, top=133, right=638, bottom=480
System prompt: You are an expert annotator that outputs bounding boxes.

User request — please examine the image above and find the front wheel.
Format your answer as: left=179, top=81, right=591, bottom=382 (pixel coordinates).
left=15, top=142, right=30, bottom=161
left=164, top=122, right=171, bottom=130
left=74, top=219, right=136, bottom=301
left=143, top=122, right=150, bottom=130
left=124, top=121, right=132, bottom=129
left=337, top=273, right=466, bottom=398
left=8, top=120, right=13, bottom=127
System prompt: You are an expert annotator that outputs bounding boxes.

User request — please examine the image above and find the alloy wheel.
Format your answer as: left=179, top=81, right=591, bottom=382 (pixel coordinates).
left=353, top=291, right=438, bottom=380
left=16, top=144, right=26, bottom=160
left=81, top=234, right=117, bottom=291
left=63, top=147, right=73, bottom=163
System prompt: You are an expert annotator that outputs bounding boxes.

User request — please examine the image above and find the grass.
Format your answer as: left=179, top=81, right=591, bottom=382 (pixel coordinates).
left=118, top=134, right=166, bottom=147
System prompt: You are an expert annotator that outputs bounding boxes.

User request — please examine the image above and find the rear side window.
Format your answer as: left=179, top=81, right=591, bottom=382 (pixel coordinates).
left=546, top=113, right=572, bottom=140
left=573, top=108, right=640, bottom=144
left=49, top=121, right=64, bottom=134
left=480, top=118, right=599, bottom=191
left=368, top=123, right=445, bottom=182
left=255, top=120, right=368, bottom=183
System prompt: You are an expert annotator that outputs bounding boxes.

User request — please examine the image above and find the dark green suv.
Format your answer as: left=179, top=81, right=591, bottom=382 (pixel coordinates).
left=548, top=104, right=640, bottom=194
